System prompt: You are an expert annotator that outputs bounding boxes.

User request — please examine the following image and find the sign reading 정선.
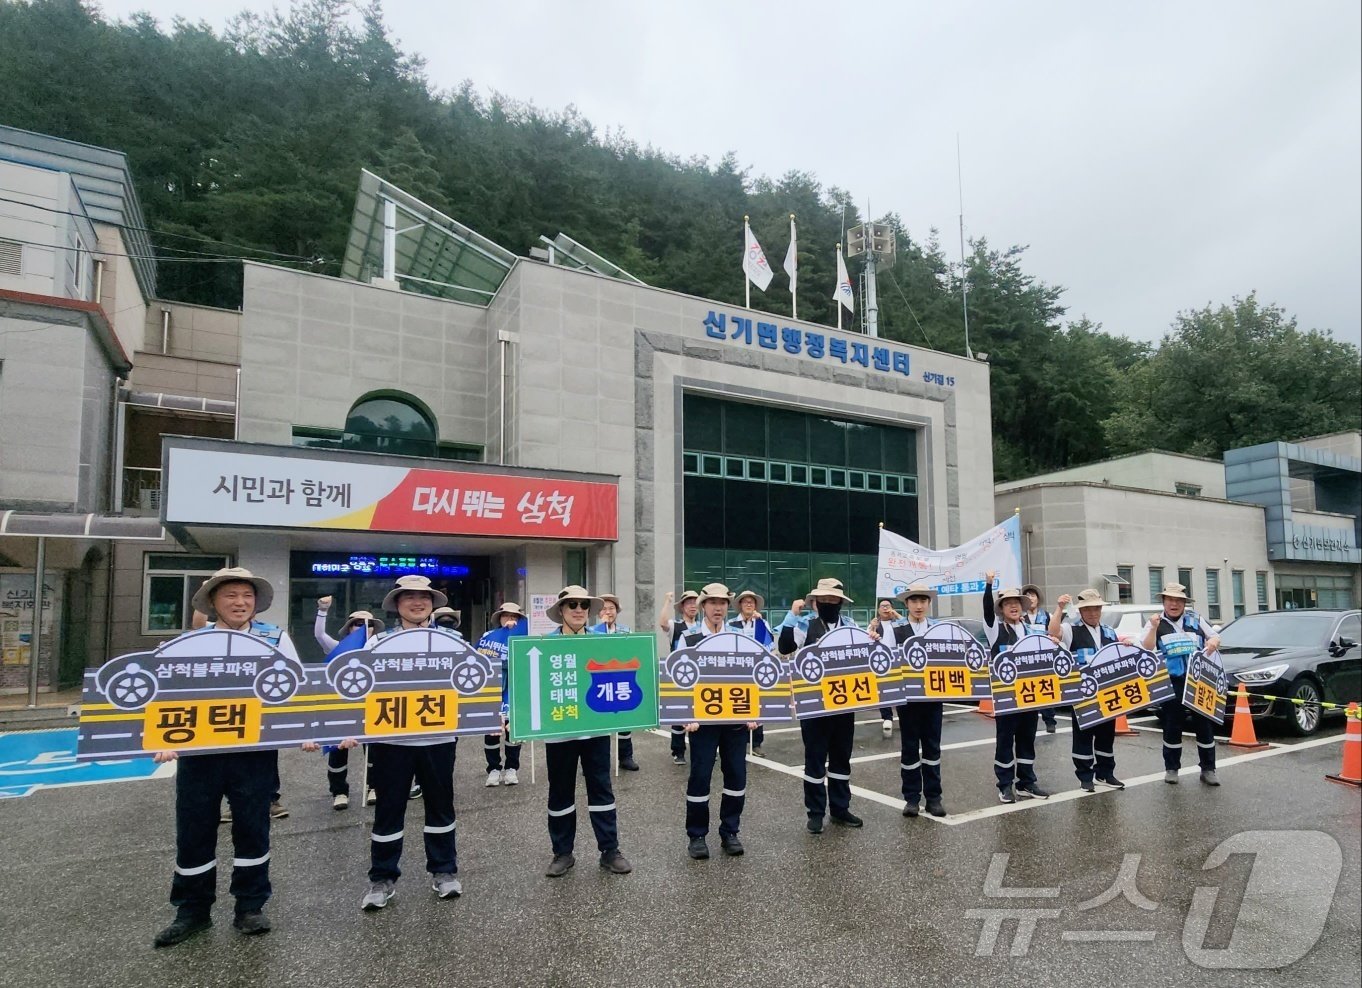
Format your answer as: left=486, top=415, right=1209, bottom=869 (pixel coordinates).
left=789, top=626, right=906, bottom=720
left=658, top=632, right=792, bottom=725
left=507, top=633, right=658, bottom=742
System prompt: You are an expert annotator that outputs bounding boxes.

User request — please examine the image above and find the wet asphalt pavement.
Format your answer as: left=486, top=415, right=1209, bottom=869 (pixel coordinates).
left=1, top=708, right=1358, bottom=988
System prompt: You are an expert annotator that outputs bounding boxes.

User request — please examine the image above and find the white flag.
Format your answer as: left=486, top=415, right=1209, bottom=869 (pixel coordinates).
left=743, top=219, right=774, bottom=292
left=833, top=248, right=854, bottom=312
left=783, top=216, right=797, bottom=293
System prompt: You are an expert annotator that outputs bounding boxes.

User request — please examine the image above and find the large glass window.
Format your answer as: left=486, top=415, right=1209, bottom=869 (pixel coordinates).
left=1256, top=571, right=1269, bottom=611
left=1232, top=570, right=1246, bottom=618
left=143, top=553, right=229, bottom=635
left=1206, top=569, right=1221, bottom=621
left=681, top=394, right=919, bottom=618
left=1148, top=566, right=1164, bottom=604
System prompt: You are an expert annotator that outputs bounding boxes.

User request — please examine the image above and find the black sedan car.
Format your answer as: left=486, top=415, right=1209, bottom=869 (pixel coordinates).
left=1217, top=609, right=1361, bottom=735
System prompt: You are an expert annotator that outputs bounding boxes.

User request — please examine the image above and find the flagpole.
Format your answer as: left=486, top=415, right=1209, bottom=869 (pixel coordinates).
left=744, top=215, right=751, bottom=310
left=835, top=243, right=843, bottom=331
left=789, top=214, right=797, bottom=321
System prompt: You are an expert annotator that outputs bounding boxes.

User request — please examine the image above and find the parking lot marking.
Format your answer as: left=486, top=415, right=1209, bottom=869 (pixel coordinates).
left=741, top=747, right=953, bottom=825
left=1124, top=722, right=1286, bottom=747
left=849, top=726, right=1076, bottom=764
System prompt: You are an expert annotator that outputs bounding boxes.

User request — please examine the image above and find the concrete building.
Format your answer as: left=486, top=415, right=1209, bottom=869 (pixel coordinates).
left=997, top=437, right=1361, bottom=619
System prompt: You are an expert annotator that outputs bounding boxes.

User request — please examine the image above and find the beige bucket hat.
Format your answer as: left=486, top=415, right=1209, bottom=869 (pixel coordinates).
left=342, top=610, right=385, bottom=634
left=1073, top=589, right=1110, bottom=610
left=490, top=602, right=526, bottom=624
left=1158, top=582, right=1193, bottom=601
left=807, top=577, right=854, bottom=603
left=698, top=582, right=735, bottom=604
left=546, top=585, right=602, bottom=624
left=599, top=593, right=623, bottom=611
left=734, top=589, right=765, bottom=610
left=994, top=586, right=1026, bottom=606
left=191, top=567, right=274, bottom=620
left=897, top=581, right=938, bottom=602
left=431, top=606, right=461, bottom=627
left=381, top=574, right=449, bottom=612
left=674, top=590, right=700, bottom=613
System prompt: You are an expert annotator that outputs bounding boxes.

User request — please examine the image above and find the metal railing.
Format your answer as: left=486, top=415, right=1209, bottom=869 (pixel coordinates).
left=123, top=466, right=162, bottom=513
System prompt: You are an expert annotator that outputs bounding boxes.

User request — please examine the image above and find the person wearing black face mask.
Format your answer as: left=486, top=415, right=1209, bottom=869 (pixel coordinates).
left=776, top=578, right=864, bottom=834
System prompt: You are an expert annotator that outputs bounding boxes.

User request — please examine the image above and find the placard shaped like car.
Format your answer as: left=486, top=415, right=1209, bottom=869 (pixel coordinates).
left=658, top=631, right=792, bottom=725
left=898, top=622, right=991, bottom=702
left=989, top=633, right=1085, bottom=715
left=789, top=626, right=906, bottom=720
left=325, top=627, right=500, bottom=740
left=77, top=629, right=309, bottom=760
left=1072, top=641, right=1174, bottom=730
left=1182, top=649, right=1228, bottom=725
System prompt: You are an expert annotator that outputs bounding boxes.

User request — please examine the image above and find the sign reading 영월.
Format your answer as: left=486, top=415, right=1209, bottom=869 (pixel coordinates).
left=658, top=632, right=792, bottom=725
left=76, top=627, right=502, bottom=760
left=789, top=626, right=905, bottom=720
left=1182, top=650, right=1228, bottom=725
left=1072, top=642, right=1173, bottom=730
left=899, top=622, right=991, bottom=701
left=507, top=633, right=658, bottom=742
left=989, top=634, right=1086, bottom=714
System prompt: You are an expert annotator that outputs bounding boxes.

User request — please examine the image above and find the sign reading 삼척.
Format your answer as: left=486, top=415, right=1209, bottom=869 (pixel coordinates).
left=789, top=626, right=906, bottom=720
left=1072, top=642, right=1173, bottom=730
left=989, top=634, right=1086, bottom=715
left=1182, top=650, right=1228, bottom=725
left=658, top=632, right=792, bottom=725
left=507, top=634, right=658, bottom=742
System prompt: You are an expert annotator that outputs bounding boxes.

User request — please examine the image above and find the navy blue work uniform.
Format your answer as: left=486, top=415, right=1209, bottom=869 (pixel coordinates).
left=891, top=620, right=944, bottom=806
left=168, top=620, right=289, bottom=922
left=727, top=614, right=774, bottom=749
left=1062, top=620, right=1119, bottom=784
left=982, top=591, right=1040, bottom=793
left=545, top=627, right=619, bottom=856
left=666, top=619, right=693, bottom=760
left=778, top=614, right=859, bottom=822
left=681, top=627, right=749, bottom=841
left=1149, top=610, right=1218, bottom=772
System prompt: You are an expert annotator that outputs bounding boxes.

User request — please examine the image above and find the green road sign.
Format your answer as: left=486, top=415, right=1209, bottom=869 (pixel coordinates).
left=507, top=633, right=659, bottom=742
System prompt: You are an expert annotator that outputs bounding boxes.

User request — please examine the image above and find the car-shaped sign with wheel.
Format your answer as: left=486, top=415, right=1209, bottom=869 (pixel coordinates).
left=988, top=633, right=1084, bottom=715
left=1072, top=641, right=1175, bottom=731
left=895, top=622, right=991, bottom=701
left=93, top=629, right=306, bottom=711
left=789, top=626, right=907, bottom=718
left=324, top=627, right=496, bottom=699
left=658, top=631, right=790, bottom=725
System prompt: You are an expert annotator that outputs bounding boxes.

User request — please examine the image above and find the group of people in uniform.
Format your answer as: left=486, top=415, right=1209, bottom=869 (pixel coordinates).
left=150, top=564, right=1226, bottom=949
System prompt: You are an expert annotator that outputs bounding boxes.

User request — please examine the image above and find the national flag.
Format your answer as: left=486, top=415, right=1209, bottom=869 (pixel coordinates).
left=743, top=218, right=774, bottom=292
left=834, top=248, right=854, bottom=312
left=325, top=625, right=367, bottom=663
left=783, top=215, right=797, bottom=292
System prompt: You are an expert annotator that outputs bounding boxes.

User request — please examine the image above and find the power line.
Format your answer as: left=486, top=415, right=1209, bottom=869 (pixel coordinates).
left=884, top=266, right=937, bottom=351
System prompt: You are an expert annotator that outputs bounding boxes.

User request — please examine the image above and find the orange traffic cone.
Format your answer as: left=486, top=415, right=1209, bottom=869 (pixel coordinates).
left=1113, top=714, right=1137, bottom=737
left=1226, top=684, right=1269, bottom=751
left=976, top=696, right=996, bottom=719
left=1325, top=703, right=1362, bottom=789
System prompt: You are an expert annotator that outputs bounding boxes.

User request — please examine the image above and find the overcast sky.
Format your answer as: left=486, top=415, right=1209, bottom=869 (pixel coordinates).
left=97, top=0, right=1362, bottom=346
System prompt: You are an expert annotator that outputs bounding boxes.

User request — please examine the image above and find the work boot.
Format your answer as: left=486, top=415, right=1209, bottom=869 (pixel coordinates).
left=831, top=811, right=864, bottom=828
left=232, top=911, right=271, bottom=936
left=619, top=756, right=639, bottom=772
left=599, top=850, right=633, bottom=874
left=1200, top=769, right=1220, bottom=787
left=925, top=798, right=946, bottom=817
left=153, top=914, right=211, bottom=948
left=545, top=854, right=576, bottom=878
left=687, top=837, right=709, bottom=860
left=1164, top=770, right=1179, bottom=785
left=431, top=873, right=462, bottom=899
left=360, top=880, right=395, bottom=911
left=902, top=801, right=920, bottom=818
left=720, top=835, right=744, bottom=856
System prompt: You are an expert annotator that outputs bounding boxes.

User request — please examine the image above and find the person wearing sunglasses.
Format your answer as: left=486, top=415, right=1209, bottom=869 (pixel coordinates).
left=542, top=585, right=634, bottom=879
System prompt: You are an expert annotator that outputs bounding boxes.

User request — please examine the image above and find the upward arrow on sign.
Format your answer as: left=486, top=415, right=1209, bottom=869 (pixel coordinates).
left=527, top=647, right=542, bottom=731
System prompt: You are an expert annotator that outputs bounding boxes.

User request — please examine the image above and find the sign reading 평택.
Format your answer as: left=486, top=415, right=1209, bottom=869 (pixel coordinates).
left=1072, top=642, right=1173, bottom=730
left=877, top=516, right=1023, bottom=598
left=507, top=633, right=659, bottom=742
left=658, top=632, right=792, bottom=725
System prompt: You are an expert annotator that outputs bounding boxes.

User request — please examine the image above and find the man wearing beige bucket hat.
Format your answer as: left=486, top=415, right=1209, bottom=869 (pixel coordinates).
left=1140, top=583, right=1223, bottom=786
left=1050, top=590, right=1124, bottom=793
left=152, top=567, right=299, bottom=948
left=658, top=590, right=702, bottom=764
left=313, top=596, right=385, bottom=810
left=983, top=571, right=1052, bottom=803
left=677, top=584, right=754, bottom=859
left=542, top=585, right=634, bottom=878
left=776, top=577, right=865, bottom=833
left=885, top=582, right=948, bottom=818
left=358, top=575, right=463, bottom=912
left=478, top=602, right=528, bottom=787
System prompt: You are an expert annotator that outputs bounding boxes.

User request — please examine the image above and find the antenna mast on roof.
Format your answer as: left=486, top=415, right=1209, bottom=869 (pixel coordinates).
left=957, top=133, right=973, bottom=359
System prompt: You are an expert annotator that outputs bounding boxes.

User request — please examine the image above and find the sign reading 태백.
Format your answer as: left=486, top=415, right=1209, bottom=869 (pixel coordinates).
left=658, top=632, right=792, bottom=725
left=76, top=627, right=502, bottom=760
left=899, top=622, right=992, bottom=701
left=1182, top=649, right=1228, bottom=725
left=789, top=626, right=905, bottom=720
left=507, top=634, right=658, bottom=742
left=1072, top=642, right=1173, bottom=730
left=989, top=634, right=1085, bottom=715
left=164, top=444, right=618, bottom=541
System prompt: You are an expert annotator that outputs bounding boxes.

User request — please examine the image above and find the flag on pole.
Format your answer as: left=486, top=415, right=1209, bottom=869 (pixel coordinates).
left=783, top=215, right=797, bottom=292
left=833, top=245, right=854, bottom=312
left=743, top=217, right=774, bottom=292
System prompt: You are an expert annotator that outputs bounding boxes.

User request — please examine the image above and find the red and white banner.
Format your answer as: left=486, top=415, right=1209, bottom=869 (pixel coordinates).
left=164, top=447, right=617, bottom=541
